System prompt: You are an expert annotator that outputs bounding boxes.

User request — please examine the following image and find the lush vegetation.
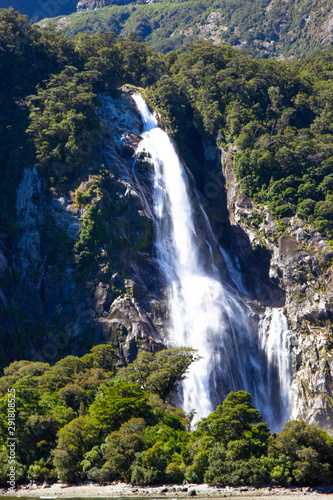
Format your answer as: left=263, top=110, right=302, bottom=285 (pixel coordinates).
left=40, top=0, right=333, bottom=59
left=3, top=7, right=333, bottom=246
left=0, top=8, right=163, bottom=247
left=147, top=43, right=333, bottom=239
left=0, top=8, right=166, bottom=368
left=1, top=343, right=333, bottom=486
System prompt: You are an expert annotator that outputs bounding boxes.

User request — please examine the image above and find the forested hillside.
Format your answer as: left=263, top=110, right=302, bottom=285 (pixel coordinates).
left=37, top=0, right=333, bottom=59
left=3, top=7, right=333, bottom=243
left=1, top=0, right=333, bottom=58
left=148, top=44, right=333, bottom=240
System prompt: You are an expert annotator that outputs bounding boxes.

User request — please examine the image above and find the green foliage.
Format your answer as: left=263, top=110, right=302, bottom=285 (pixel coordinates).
left=129, top=420, right=188, bottom=485
left=58, top=384, right=88, bottom=411
left=40, top=0, right=333, bottom=61
left=89, top=382, right=152, bottom=431
left=52, top=416, right=100, bottom=481
left=0, top=343, right=332, bottom=488
left=74, top=205, right=109, bottom=274
left=226, top=423, right=271, bottom=460
left=39, top=355, right=84, bottom=392
left=205, top=454, right=274, bottom=486
left=0, top=451, right=26, bottom=485
left=198, top=391, right=263, bottom=444
left=25, top=66, right=102, bottom=182
left=271, top=420, right=333, bottom=485
left=81, top=344, right=118, bottom=371
left=27, top=458, right=56, bottom=482
left=0, top=10, right=165, bottom=301
left=103, top=417, right=146, bottom=481
left=184, top=435, right=212, bottom=483
left=0, top=343, right=200, bottom=484
left=146, top=41, right=333, bottom=237
left=3, top=8, right=333, bottom=488
left=114, top=347, right=200, bottom=401
left=0, top=8, right=76, bottom=238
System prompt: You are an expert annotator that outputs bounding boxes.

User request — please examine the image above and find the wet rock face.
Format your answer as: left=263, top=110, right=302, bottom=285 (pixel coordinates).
left=222, top=147, right=333, bottom=429
left=0, top=90, right=167, bottom=369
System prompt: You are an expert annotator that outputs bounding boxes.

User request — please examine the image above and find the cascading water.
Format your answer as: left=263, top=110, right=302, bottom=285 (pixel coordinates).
left=132, top=94, right=292, bottom=432
left=258, top=309, right=292, bottom=429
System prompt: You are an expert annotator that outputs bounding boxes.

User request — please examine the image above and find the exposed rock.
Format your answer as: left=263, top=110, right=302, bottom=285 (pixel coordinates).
left=15, top=165, right=43, bottom=271
left=77, top=0, right=97, bottom=11
left=99, top=295, right=165, bottom=358
left=222, top=145, right=333, bottom=428
left=94, top=282, right=113, bottom=315
left=1, top=90, right=167, bottom=369
left=0, top=251, right=8, bottom=278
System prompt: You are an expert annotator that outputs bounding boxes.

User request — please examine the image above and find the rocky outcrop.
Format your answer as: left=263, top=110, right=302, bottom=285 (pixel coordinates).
left=96, top=295, right=165, bottom=360
left=77, top=0, right=136, bottom=12
left=76, top=0, right=98, bottom=10
left=222, top=146, right=333, bottom=429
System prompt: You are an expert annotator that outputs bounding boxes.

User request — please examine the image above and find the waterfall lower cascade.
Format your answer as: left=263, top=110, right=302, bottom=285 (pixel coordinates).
left=133, top=94, right=292, bottom=433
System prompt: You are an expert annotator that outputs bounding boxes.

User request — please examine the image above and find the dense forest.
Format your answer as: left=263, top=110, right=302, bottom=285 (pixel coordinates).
left=2, top=7, right=333, bottom=487
left=1, top=344, right=333, bottom=486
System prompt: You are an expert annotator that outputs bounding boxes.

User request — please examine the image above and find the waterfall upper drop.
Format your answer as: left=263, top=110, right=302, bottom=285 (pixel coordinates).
left=132, top=93, right=292, bottom=432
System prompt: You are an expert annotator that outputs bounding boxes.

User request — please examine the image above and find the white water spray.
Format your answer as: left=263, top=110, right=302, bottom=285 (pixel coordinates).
left=258, top=308, right=292, bottom=431
left=132, top=94, right=292, bottom=431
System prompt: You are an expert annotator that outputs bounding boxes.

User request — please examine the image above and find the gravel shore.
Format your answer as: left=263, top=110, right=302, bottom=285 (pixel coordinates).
left=1, top=483, right=333, bottom=499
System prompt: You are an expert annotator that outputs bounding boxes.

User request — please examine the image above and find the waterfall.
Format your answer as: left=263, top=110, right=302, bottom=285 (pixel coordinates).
left=258, top=308, right=292, bottom=431
left=132, top=94, right=292, bottom=432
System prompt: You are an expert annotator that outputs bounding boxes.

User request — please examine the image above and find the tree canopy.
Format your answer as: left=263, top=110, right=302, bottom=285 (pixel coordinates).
left=0, top=344, right=332, bottom=486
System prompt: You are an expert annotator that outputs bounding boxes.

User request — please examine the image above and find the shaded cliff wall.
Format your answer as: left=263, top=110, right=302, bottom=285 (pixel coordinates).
left=0, top=90, right=167, bottom=369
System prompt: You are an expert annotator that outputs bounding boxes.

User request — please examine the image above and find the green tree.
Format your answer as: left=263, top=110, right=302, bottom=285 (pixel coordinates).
left=89, top=382, right=152, bottom=431
left=58, top=383, right=88, bottom=412
left=39, top=356, right=84, bottom=392
left=197, top=391, right=262, bottom=444
left=103, top=417, right=146, bottom=481
left=81, top=344, right=118, bottom=371
left=115, top=347, right=199, bottom=401
left=271, top=420, right=333, bottom=485
left=25, top=66, right=101, bottom=182
left=52, top=416, right=100, bottom=482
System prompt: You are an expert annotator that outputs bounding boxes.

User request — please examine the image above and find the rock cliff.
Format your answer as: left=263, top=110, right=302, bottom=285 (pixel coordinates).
left=0, top=89, right=166, bottom=369
left=222, top=146, right=333, bottom=429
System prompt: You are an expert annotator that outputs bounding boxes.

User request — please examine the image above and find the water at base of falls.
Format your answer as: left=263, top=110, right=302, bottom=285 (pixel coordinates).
left=132, top=93, right=292, bottom=433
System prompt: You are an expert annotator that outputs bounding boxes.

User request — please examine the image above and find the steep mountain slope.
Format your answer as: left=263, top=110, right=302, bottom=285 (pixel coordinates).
left=35, top=0, right=333, bottom=58
left=7, top=90, right=166, bottom=366
left=2, top=0, right=333, bottom=58
left=0, top=9, right=166, bottom=368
